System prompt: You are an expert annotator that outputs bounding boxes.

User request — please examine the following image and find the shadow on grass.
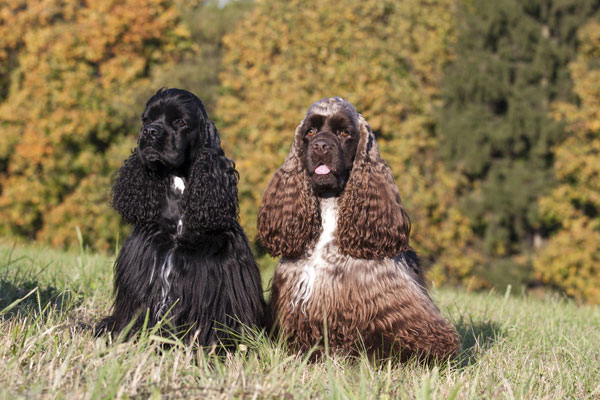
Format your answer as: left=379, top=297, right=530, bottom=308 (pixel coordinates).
left=0, top=278, right=80, bottom=321
left=0, top=245, right=86, bottom=322
left=455, top=318, right=505, bottom=368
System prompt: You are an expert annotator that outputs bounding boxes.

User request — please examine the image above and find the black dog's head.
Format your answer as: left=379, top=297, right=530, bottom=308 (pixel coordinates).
left=112, top=88, right=238, bottom=233
left=300, top=97, right=360, bottom=196
left=137, top=88, right=213, bottom=175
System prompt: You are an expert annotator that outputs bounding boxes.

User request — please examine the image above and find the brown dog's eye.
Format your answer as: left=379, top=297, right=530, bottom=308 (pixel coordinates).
left=338, top=130, right=349, bottom=137
left=174, top=119, right=186, bottom=128
left=306, top=127, right=317, bottom=137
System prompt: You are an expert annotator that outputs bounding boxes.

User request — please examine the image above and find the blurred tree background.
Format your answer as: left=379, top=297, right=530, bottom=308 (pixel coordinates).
left=533, top=21, right=600, bottom=303
left=1, top=0, right=599, bottom=302
left=217, top=0, right=483, bottom=287
left=438, top=0, right=600, bottom=291
left=0, top=0, right=250, bottom=250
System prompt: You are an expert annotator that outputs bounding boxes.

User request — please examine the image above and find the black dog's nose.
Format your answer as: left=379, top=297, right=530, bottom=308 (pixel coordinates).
left=311, top=138, right=331, bottom=155
left=143, top=125, right=163, bottom=140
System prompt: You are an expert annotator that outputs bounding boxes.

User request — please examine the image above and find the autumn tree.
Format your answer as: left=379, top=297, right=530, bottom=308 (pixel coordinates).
left=218, top=0, right=482, bottom=284
left=534, top=21, right=600, bottom=303
left=137, top=0, right=254, bottom=116
left=0, top=0, right=194, bottom=250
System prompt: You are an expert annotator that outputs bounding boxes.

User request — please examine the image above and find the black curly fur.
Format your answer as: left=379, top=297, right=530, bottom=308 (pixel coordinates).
left=181, top=147, right=239, bottom=238
left=98, top=89, right=265, bottom=348
left=111, top=152, right=167, bottom=225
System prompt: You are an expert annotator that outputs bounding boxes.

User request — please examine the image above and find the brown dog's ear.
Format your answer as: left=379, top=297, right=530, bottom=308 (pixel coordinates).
left=257, top=127, right=320, bottom=258
left=337, top=115, right=411, bottom=259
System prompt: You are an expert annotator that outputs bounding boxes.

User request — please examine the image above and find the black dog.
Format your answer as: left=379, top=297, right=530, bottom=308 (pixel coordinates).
left=98, top=88, right=265, bottom=347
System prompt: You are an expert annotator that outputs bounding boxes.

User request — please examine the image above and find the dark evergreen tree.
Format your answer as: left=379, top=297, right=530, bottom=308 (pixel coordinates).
left=438, top=0, right=600, bottom=286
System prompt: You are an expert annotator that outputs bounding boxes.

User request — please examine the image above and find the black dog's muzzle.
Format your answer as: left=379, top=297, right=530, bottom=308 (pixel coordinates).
left=142, top=124, right=164, bottom=141
left=310, top=137, right=332, bottom=157
left=138, top=124, right=166, bottom=155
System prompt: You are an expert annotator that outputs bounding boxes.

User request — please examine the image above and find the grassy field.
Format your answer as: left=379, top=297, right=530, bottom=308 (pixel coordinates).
left=0, top=242, right=599, bottom=399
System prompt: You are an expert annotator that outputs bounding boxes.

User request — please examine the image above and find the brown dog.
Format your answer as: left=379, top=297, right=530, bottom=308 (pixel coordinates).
left=258, top=97, right=460, bottom=360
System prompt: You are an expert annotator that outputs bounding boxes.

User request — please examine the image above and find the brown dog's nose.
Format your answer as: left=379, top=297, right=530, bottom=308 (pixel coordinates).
left=312, top=138, right=331, bottom=156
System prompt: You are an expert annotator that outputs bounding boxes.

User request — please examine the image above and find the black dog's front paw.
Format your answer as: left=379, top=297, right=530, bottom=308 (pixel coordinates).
left=94, top=316, right=116, bottom=337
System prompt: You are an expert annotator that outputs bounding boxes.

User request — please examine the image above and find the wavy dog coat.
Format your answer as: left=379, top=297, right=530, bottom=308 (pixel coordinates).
left=98, top=88, right=265, bottom=347
left=258, top=97, right=460, bottom=360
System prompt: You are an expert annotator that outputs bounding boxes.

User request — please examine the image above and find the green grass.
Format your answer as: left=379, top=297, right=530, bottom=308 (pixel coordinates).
left=1, top=242, right=599, bottom=399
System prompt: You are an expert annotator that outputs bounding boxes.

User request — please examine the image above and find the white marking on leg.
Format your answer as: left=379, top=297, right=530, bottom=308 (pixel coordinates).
left=156, top=251, right=174, bottom=320
left=149, top=257, right=157, bottom=284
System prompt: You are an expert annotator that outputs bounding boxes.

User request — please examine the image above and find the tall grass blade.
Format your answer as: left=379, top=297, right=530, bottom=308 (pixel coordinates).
left=0, top=287, right=38, bottom=316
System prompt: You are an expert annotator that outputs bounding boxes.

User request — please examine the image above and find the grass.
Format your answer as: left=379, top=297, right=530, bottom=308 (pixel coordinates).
left=0, top=242, right=599, bottom=399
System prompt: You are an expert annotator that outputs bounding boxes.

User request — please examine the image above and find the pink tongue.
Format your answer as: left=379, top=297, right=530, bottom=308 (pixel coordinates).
left=315, top=165, right=331, bottom=175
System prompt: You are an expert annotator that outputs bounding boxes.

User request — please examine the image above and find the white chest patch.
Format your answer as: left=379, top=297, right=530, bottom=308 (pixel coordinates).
left=291, top=197, right=338, bottom=312
left=153, top=176, right=186, bottom=320
left=172, top=176, right=185, bottom=235
left=172, top=176, right=186, bottom=194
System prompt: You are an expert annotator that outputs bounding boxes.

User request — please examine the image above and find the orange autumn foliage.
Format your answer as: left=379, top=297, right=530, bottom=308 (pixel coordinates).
left=0, top=0, right=193, bottom=250
left=217, top=0, right=483, bottom=286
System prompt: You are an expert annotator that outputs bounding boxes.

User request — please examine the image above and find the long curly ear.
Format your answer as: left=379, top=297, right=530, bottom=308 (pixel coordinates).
left=337, top=116, right=411, bottom=259
left=182, top=123, right=239, bottom=234
left=257, top=127, right=320, bottom=259
left=111, top=151, right=166, bottom=225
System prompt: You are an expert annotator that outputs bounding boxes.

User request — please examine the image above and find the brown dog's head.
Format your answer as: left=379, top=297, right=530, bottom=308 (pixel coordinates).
left=258, top=97, right=411, bottom=260
left=300, top=98, right=360, bottom=196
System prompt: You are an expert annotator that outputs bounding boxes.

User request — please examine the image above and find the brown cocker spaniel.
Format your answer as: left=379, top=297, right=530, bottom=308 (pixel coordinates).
left=258, top=97, right=460, bottom=361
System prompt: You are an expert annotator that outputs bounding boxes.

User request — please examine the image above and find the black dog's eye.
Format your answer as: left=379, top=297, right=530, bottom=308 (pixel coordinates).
left=337, top=129, right=350, bottom=137
left=141, top=117, right=149, bottom=125
left=174, top=119, right=186, bottom=128
left=306, top=127, right=317, bottom=137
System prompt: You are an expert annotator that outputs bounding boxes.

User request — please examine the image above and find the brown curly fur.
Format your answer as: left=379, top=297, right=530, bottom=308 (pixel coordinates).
left=258, top=97, right=460, bottom=361
left=269, top=252, right=460, bottom=361
left=257, top=129, right=322, bottom=258
left=337, top=115, right=411, bottom=259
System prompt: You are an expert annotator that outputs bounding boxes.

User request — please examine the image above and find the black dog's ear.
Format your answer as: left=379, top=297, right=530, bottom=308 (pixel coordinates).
left=204, top=119, right=222, bottom=150
left=111, top=151, right=166, bottom=225
left=182, top=123, right=238, bottom=235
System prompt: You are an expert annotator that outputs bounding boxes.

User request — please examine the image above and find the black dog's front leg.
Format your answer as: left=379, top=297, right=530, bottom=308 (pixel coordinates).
left=98, top=227, right=160, bottom=337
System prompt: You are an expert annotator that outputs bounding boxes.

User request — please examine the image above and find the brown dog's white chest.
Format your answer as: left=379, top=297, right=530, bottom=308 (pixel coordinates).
left=287, top=197, right=339, bottom=311
left=272, top=196, right=434, bottom=346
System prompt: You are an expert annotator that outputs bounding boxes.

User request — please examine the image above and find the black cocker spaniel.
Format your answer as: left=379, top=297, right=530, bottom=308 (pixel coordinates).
left=98, top=88, right=265, bottom=347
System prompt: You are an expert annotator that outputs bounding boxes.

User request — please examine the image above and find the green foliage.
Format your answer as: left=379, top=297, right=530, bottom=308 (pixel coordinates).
left=218, top=0, right=482, bottom=286
left=438, top=0, right=600, bottom=281
left=139, top=0, right=254, bottom=116
left=534, top=21, right=600, bottom=304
